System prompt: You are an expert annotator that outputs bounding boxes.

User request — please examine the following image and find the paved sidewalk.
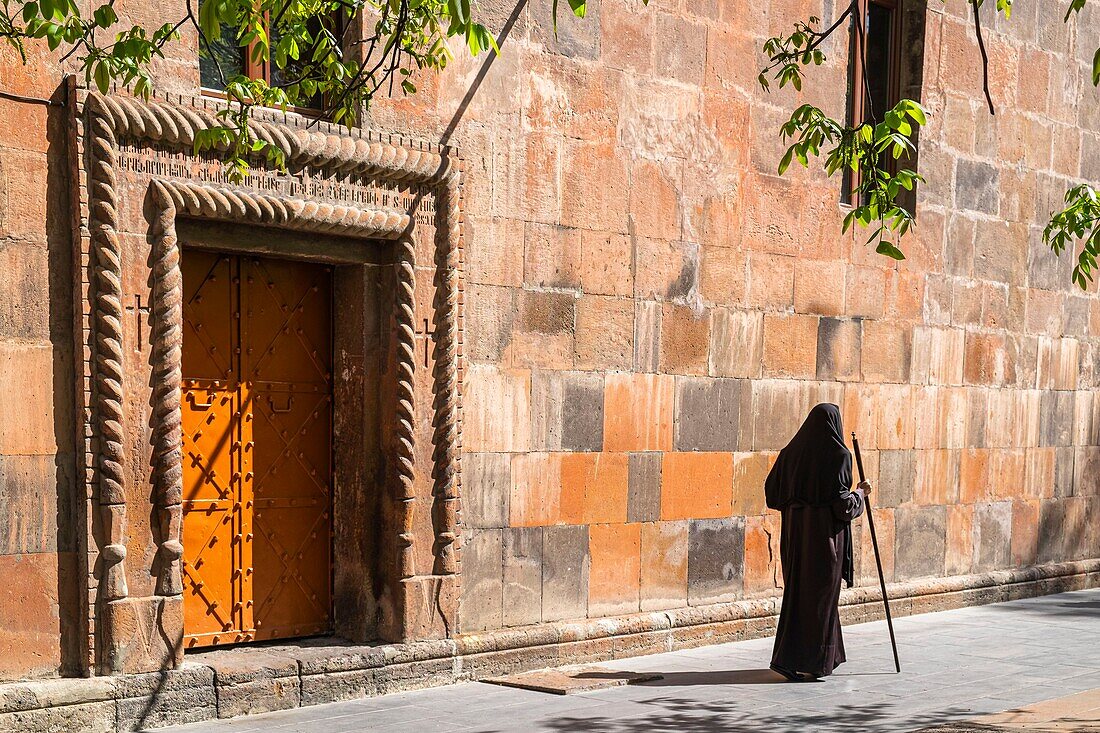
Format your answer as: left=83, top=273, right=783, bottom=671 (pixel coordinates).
left=160, top=588, right=1100, bottom=732
left=921, top=687, right=1100, bottom=732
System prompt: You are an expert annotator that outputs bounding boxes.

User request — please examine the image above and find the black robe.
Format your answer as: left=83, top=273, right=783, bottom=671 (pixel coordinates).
left=765, top=404, right=865, bottom=678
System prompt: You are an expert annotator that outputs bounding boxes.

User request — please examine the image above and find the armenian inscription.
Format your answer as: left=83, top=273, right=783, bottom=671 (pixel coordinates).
left=116, top=142, right=437, bottom=225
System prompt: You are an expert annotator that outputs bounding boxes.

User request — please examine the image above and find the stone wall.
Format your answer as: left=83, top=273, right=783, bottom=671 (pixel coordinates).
left=383, top=0, right=1100, bottom=633
left=0, top=59, right=79, bottom=680
left=0, top=0, right=1098, bottom=685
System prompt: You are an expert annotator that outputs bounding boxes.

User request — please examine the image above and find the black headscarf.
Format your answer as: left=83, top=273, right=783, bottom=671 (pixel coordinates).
left=764, top=403, right=856, bottom=587
left=765, top=403, right=852, bottom=510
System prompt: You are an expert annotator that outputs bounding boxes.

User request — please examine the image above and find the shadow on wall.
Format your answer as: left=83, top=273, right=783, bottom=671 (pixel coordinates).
left=46, top=78, right=82, bottom=678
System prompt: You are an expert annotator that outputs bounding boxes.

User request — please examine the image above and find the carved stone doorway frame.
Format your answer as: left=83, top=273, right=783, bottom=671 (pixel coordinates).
left=71, top=86, right=464, bottom=676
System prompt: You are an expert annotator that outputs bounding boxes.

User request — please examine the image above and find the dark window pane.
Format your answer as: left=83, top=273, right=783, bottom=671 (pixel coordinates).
left=864, top=2, right=894, bottom=123
left=270, top=19, right=327, bottom=108
left=200, top=20, right=244, bottom=89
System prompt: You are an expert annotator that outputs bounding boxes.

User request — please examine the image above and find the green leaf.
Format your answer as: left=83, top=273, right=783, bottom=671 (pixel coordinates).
left=1093, top=48, right=1099, bottom=87
left=778, top=148, right=793, bottom=175
left=875, top=241, right=906, bottom=260
left=93, top=61, right=111, bottom=93
left=22, top=2, right=39, bottom=23
left=93, top=4, right=117, bottom=27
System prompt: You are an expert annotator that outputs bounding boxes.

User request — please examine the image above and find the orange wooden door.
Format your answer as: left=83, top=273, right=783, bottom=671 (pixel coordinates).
left=181, top=251, right=333, bottom=649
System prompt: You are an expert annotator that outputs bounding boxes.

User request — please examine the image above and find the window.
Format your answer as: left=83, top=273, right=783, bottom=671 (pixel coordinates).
left=199, top=3, right=333, bottom=110
left=843, top=0, right=904, bottom=205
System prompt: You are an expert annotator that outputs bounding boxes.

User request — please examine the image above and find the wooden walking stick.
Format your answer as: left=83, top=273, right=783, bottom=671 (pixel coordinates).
left=852, top=433, right=901, bottom=673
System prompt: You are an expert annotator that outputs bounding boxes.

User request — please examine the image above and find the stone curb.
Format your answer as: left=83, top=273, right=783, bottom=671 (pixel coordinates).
left=1, top=559, right=1097, bottom=732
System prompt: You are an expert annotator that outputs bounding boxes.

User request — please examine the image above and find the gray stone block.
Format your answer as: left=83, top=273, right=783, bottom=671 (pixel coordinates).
left=1028, top=236, right=1074, bottom=291
left=1039, top=391, right=1075, bottom=447
left=373, top=658, right=456, bottom=696
left=462, top=453, right=510, bottom=529
left=503, top=527, right=543, bottom=627
left=530, top=370, right=565, bottom=450
left=1054, top=446, right=1076, bottom=498
left=215, top=675, right=301, bottom=719
left=116, top=670, right=217, bottom=731
left=627, top=452, right=662, bottom=523
left=542, top=525, right=589, bottom=622
left=877, top=450, right=915, bottom=507
left=674, top=377, right=742, bottom=452
left=687, top=517, right=744, bottom=605
left=956, top=159, right=1000, bottom=215
left=561, top=375, right=604, bottom=451
left=634, top=301, right=661, bottom=373
left=0, top=453, right=70, bottom=554
left=816, top=317, right=862, bottom=382
left=0, top=702, right=116, bottom=733
left=894, top=505, right=947, bottom=580
left=973, top=501, right=1013, bottom=571
left=529, top=0, right=602, bottom=60
left=1037, top=499, right=1068, bottom=564
left=516, top=289, right=575, bottom=335
left=459, top=529, right=503, bottom=633
left=299, top=669, right=378, bottom=706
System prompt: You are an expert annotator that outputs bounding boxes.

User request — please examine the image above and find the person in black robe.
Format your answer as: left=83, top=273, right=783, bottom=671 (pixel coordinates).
left=765, top=403, right=870, bottom=681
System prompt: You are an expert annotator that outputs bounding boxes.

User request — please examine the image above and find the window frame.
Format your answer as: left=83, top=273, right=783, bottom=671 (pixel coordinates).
left=198, top=7, right=339, bottom=116
left=844, top=0, right=905, bottom=207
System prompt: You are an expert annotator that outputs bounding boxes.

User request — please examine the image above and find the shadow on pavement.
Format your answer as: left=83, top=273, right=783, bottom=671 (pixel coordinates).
left=631, top=669, right=788, bottom=686
left=473, top=697, right=979, bottom=733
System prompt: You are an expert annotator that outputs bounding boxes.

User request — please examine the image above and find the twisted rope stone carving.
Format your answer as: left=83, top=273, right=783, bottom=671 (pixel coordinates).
left=157, top=180, right=411, bottom=239
left=149, top=181, right=185, bottom=597
left=89, top=92, right=451, bottom=184
left=88, top=95, right=129, bottom=602
left=432, top=170, right=462, bottom=576
left=394, top=235, right=417, bottom=580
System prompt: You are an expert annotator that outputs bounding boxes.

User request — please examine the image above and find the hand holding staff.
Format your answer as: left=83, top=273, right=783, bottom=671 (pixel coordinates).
left=852, top=432, right=901, bottom=674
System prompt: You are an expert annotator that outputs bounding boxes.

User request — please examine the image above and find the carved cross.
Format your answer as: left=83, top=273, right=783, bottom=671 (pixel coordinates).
left=414, top=318, right=436, bottom=368
left=126, top=295, right=151, bottom=351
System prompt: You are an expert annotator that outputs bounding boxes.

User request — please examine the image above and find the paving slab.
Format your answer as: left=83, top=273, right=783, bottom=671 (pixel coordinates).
left=483, top=667, right=663, bottom=694
left=918, top=686, right=1100, bottom=732
left=156, top=588, right=1100, bottom=733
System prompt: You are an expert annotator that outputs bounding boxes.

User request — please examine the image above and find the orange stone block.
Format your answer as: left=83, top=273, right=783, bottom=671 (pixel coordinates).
left=510, top=453, right=563, bottom=527
left=959, top=449, right=991, bottom=504
left=589, top=523, right=642, bottom=617
left=762, top=313, right=818, bottom=379
left=640, top=521, right=688, bottom=610
left=746, top=251, right=795, bottom=310
left=660, top=452, right=734, bottom=520
left=841, top=383, right=880, bottom=449
left=660, top=304, right=710, bottom=376
left=579, top=230, right=634, bottom=297
left=1011, top=500, right=1040, bottom=567
left=990, top=449, right=1026, bottom=501
left=560, top=452, right=630, bottom=525
left=603, top=373, right=675, bottom=451
left=743, top=514, right=782, bottom=596
left=794, top=259, right=847, bottom=316
left=946, top=504, right=974, bottom=576
left=731, top=452, right=773, bottom=516
left=913, top=450, right=956, bottom=505
left=1024, top=447, right=1056, bottom=500
left=0, top=552, right=63, bottom=680
left=874, top=384, right=915, bottom=450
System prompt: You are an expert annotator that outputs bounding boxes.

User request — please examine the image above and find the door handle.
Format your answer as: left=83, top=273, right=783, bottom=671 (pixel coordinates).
left=268, top=395, right=294, bottom=413
left=188, top=392, right=215, bottom=409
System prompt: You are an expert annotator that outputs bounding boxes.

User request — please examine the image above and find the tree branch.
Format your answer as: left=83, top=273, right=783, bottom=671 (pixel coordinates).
left=971, top=0, right=996, bottom=114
